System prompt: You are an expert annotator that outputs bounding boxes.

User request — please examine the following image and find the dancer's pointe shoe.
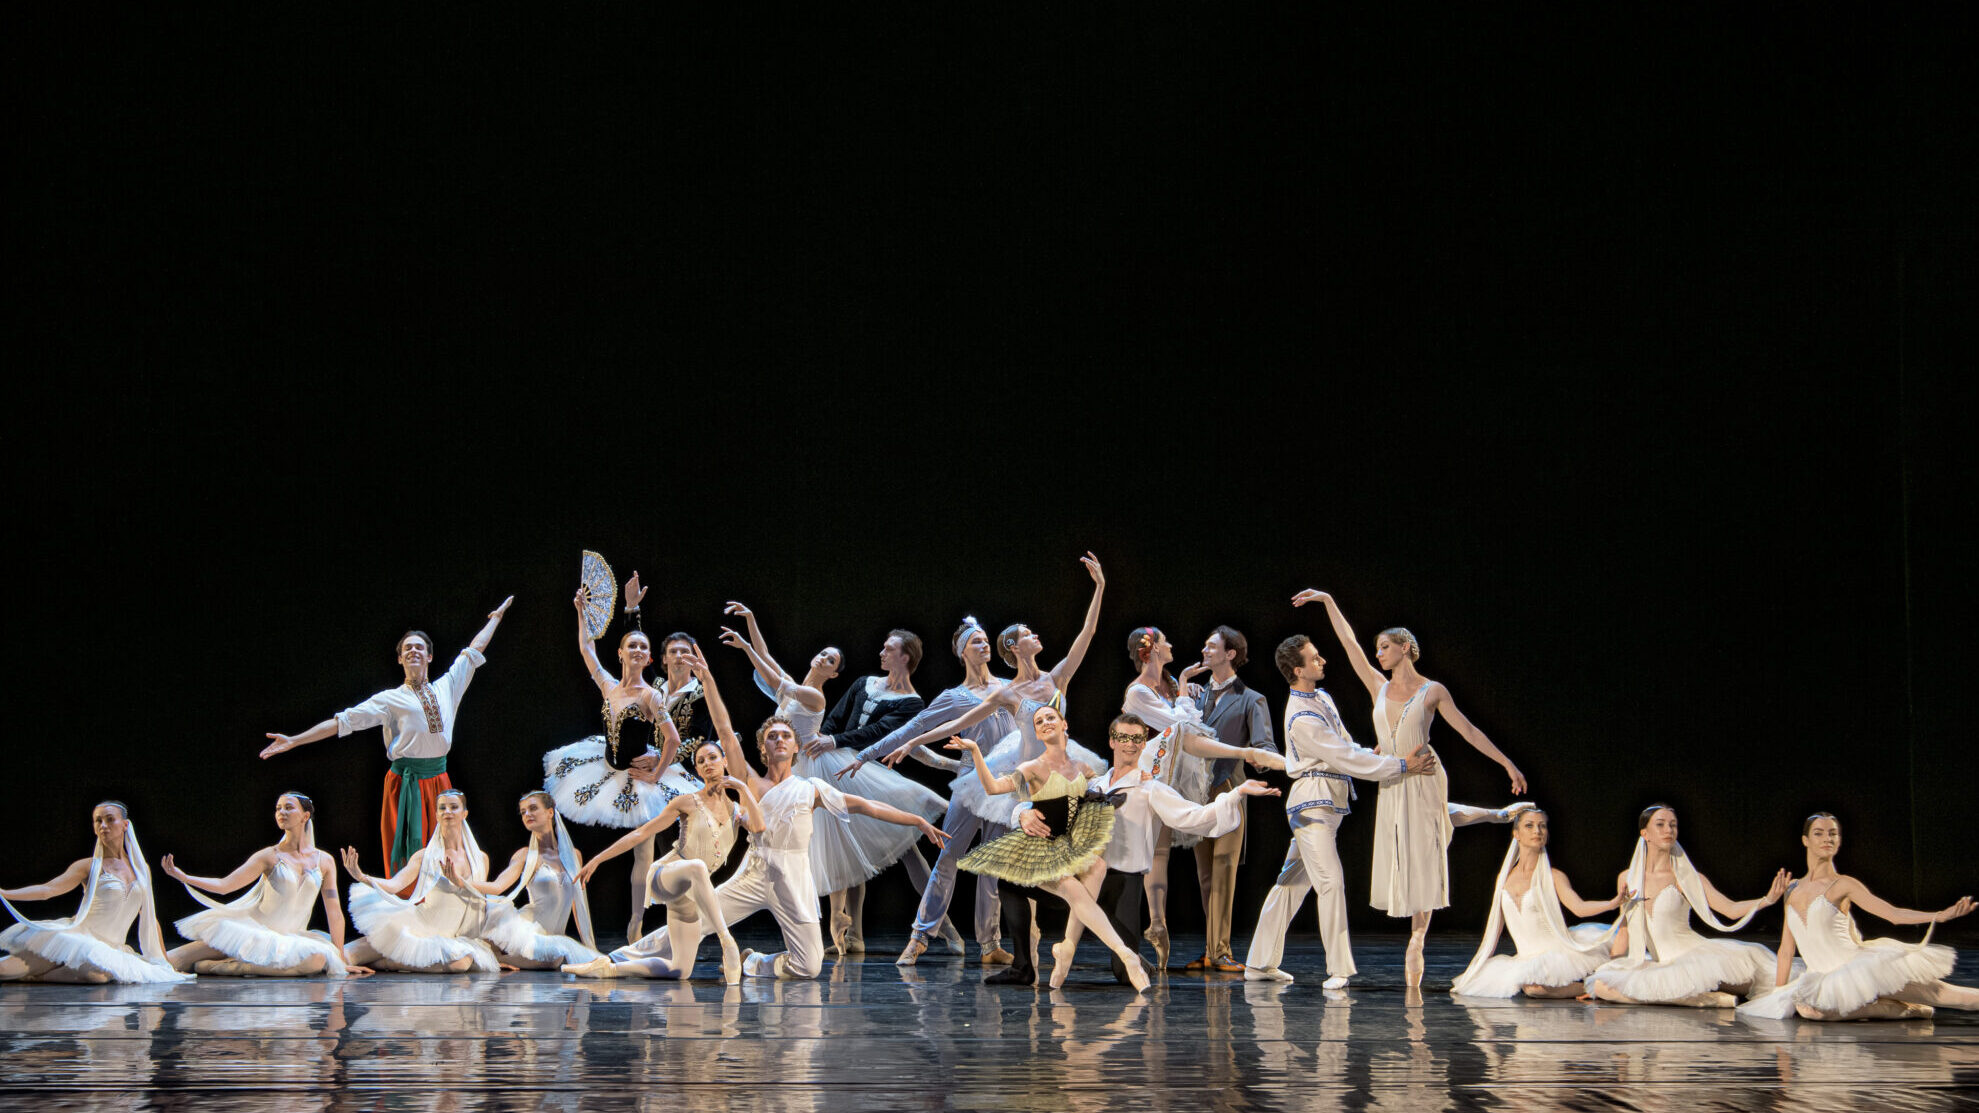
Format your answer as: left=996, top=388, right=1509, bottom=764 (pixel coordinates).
left=1048, top=940, right=1077, bottom=990
left=1497, top=801, right=1539, bottom=823
left=193, top=959, right=258, bottom=977
left=981, top=946, right=1015, bottom=967
left=741, top=949, right=776, bottom=979
left=1681, top=991, right=1737, bottom=1008
left=1321, top=975, right=1350, bottom=990
left=720, top=939, right=742, bottom=986
left=1143, top=924, right=1170, bottom=969
left=896, top=935, right=929, bottom=967
left=1403, top=937, right=1426, bottom=988
left=1126, top=956, right=1152, bottom=994
left=938, top=919, right=967, bottom=955
left=1902, top=1002, right=1936, bottom=1019
left=1244, top=966, right=1295, bottom=983
left=562, top=957, right=623, bottom=979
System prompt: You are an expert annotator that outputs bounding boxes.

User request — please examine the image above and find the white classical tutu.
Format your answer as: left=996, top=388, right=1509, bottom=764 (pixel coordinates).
left=482, top=907, right=603, bottom=966
left=1451, top=925, right=1609, bottom=997
left=348, top=883, right=499, bottom=972
left=175, top=909, right=346, bottom=976
left=950, top=731, right=1108, bottom=829
left=542, top=738, right=701, bottom=829
left=1590, top=938, right=1775, bottom=1002
left=794, top=747, right=948, bottom=893
left=0, top=922, right=187, bottom=984
left=1737, top=897, right=1957, bottom=1020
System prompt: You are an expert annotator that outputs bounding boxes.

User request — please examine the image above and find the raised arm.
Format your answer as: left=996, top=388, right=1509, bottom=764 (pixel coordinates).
left=690, top=649, right=762, bottom=788
left=1292, top=590, right=1384, bottom=701
left=1700, top=869, right=1790, bottom=921
left=1552, top=868, right=1622, bottom=918
left=1425, top=685, right=1527, bottom=794
left=944, top=737, right=1022, bottom=797
left=339, top=846, right=423, bottom=897
left=1828, top=876, right=1977, bottom=927
left=1049, top=552, right=1106, bottom=687
left=0, top=858, right=91, bottom=902
left=723, top=776, right=768, bottom=833
left=723, top=603, right=797, bottom=686
left=576, top=586, right=616, bottom=695
left=160, top=848, right=275, bottom=895
left=468, top=596, right=515, bottom=655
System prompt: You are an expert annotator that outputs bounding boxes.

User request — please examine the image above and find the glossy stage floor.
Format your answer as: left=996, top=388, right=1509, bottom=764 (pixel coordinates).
left=2, top=933, right=1974, bottom=1111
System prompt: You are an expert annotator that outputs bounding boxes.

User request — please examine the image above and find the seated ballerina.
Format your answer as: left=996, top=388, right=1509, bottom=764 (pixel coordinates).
left=1, top=801, right=189, bottom=984
left=566, top=738, right=763, bottom=983
left=1740, top=812, right=1977, bottom=1021
left=340, top=790, right=503, bottom=973
left=162, top=792, right=368, bottom=977
left=471, top=791, right=603, bottom=970
left=1585, top=804, right=1789, bottom=1007
left=1449, top=807, right=1622, bottom=998
left=950, top=703, right=1153, bottom=993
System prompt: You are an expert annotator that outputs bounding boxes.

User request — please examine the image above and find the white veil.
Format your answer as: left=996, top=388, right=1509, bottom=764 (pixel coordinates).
left=1620, top=836, right=1760, bottom=963
left=1, top=814, right=178, bottom=976
left=1452, top=834, right=1618, bottom=993
left=501, top=811, right=597, bottom=950
left=358, top=800, right=491, bottom=936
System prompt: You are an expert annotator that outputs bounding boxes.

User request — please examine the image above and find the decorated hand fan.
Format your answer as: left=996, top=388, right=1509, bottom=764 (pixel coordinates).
left=580, top=551, right=617, bottom=641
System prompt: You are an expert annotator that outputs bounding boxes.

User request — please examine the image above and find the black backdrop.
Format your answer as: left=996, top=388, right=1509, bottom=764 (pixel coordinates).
left=14, top=9, right=1975, bottom=946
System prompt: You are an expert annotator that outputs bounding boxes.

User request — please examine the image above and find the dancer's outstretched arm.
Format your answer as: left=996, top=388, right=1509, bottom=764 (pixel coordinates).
left=1049, top=553, right=1106, bottom=688
left=160, top=849, right=272, bottom=895
left=837, top=791, right=950, bottom=850
left=340, top=846, right=422, bottom=896
left=887, top=686, right=1020, bottom=758
left=1552, top=870, right=1622, bottom=917
left=1425, top=684, right=1526, bottom=794
left=578, top=798, right=695, bottom=885
left=467, top=597, right=514, bottom=655
left=1700, top=869, right=1791, bottom=920
left=1291, top=590, right=1384, bottom=702
left=721, top=603, right=827, bottom=712
left=691, top=650, right=767, bottom=792
left=1826, top=877, right=1975, bottom=926
left=0, top=859, right=89, bottom=901
left=945, top=737, right=1021, bottom=796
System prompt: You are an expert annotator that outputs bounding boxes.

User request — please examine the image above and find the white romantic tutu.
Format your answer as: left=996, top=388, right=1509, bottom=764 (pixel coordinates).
left=482, top=906, right=603, bottom=966
left=543, top=738, right=702, bottom=829
left=175, top=908, right=346, bottom=976
left=0, top=922, right=187, bottom=985
left=1450, top=925, right=1610, bottom=997
left=794, top=748, right=947, bottom=893
left=1588, top=938, right=1775, bottom=1002
left=348, top=883, right=499, bottom=972
left=1739, top=942, right=1954, bottom=1019
left=950, top=731, right=1108, bottom=829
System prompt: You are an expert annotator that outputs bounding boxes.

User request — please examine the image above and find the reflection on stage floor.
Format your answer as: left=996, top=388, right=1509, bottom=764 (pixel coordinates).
left=2, top=934, right=1973, bottom=1111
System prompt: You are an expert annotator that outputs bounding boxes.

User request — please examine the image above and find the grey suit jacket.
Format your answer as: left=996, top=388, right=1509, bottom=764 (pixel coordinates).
left=1198, top=676, right=1278, bottom=789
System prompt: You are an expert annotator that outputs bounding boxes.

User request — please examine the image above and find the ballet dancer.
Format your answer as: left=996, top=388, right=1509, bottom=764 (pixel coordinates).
left=262, top=596, right=513, bottom=875
left=1042, top=712, right=1279, bottom=987
left=1, top=802, right=187, bottom=984
left=949, top=703, right=1152, bottom=992
left=473, top=792, right=602, bottom=970
left=1586, top=804, right=1789, bottom=1007
left=340, top=790, right=503, bottom=973
left=162, top=792, right=366, bottom=977
left=1449, top=807, right=1622, bottom=998
left=1244, top=635, right=1436, bottom=988
left=1120, top=626, right=1286, bottom=966
left=567, top=739, right=761, bottom=983
left=1740, top=813, right=1976, bottom=1020
left=1294, top=589, right=1531, bottom=986
left=543, top=576, right=692, bottom=943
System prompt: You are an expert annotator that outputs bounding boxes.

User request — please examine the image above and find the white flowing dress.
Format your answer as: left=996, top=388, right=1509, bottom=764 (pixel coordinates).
left=1587, top=886, right=1776, bottom=1002
left=788, top=678, right=946, bottom=892
left=2, top=873, right=187, bottom=984
left=1369, top=681, right=1455, bottom=917
left=1738, top=895, right=1956, bottom=1019
left=176, top=859, right=347, bottom=975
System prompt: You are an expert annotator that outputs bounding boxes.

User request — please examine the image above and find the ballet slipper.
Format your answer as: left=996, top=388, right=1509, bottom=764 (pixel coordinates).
left=896, top=935, right=929, bottom=967
left=1403, top=935, right=1426, bottom=988
left=981, top=946, right=1015, bottom=967
left=1143, top=923, right=1170, bottom=969
left=937, top=919, right=966, bottom=955
left=1244, top=966, right=1294, bottom=983
left=562, top=957, right=623, bottom=979
left=719, top=938, right=742, bottom=986
left=841, top=934, right=866, bottom=956
left=1675, top=991, right=1737, bottom=1008
left=1322, top=975, right=1349, bottom=990
left=193, top=959, right=257, bottom=977
left=1048, top=940, right=1077, bottom=990
left=1127, top=956, right=1151, bottom=994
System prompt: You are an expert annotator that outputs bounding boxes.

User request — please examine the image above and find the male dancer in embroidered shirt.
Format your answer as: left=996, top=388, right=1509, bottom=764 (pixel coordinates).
left=1187, top=625, right=1279, bottom=973
left=261, top=596, right=513, bottom=876
left=1024, top=712, right=1279, bottom=986
left=1244, top=634, right=1434, bottom=987
left=636, top=650, right=948, bottom=980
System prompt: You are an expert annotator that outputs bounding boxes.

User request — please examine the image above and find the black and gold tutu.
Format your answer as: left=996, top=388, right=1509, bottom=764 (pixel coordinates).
left=960, top=777, right=1114, bottom=886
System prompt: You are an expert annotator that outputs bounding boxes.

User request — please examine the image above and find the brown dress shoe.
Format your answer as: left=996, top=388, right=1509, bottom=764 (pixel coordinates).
left=981, top=947, right=1015, bottom=967
left=1181, top=955, right=1211, bottom=971
left=1211, top=957, right=1245, bottom=974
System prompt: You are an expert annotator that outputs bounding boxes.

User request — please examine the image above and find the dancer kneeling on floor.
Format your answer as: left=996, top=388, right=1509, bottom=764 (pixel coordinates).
left=950, top=703, right=1152, bottom=993
left=1739, top=812, right=1976, bottom=1021
left=162, top=792, right=368, bottom=977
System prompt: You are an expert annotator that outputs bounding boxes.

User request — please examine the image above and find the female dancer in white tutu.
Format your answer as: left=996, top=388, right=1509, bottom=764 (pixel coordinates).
left=1, top=802, right=188, bottom=984
left=948, top=704, right=1151, bottom=992
left=1120, top=626, right=1285, bottom=966
left=470, top=791, right=601, bottom=970
left=567, top=737, right=762, bottom=982
left=721, top=603, right=948, bottom=957
left=340, top=790, right=502, bottom=973
left=161, top=792, right=367, bottom=977
left=1294, top=589, right=1532, bottom=986
left=543, top=575, right=695, bottom=943
left=1586, top=804, right=1789, bottom=1007
left=1449, top=807, right=1622, bottom=998
left=1739, top=813, right=1976, bottom=1020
